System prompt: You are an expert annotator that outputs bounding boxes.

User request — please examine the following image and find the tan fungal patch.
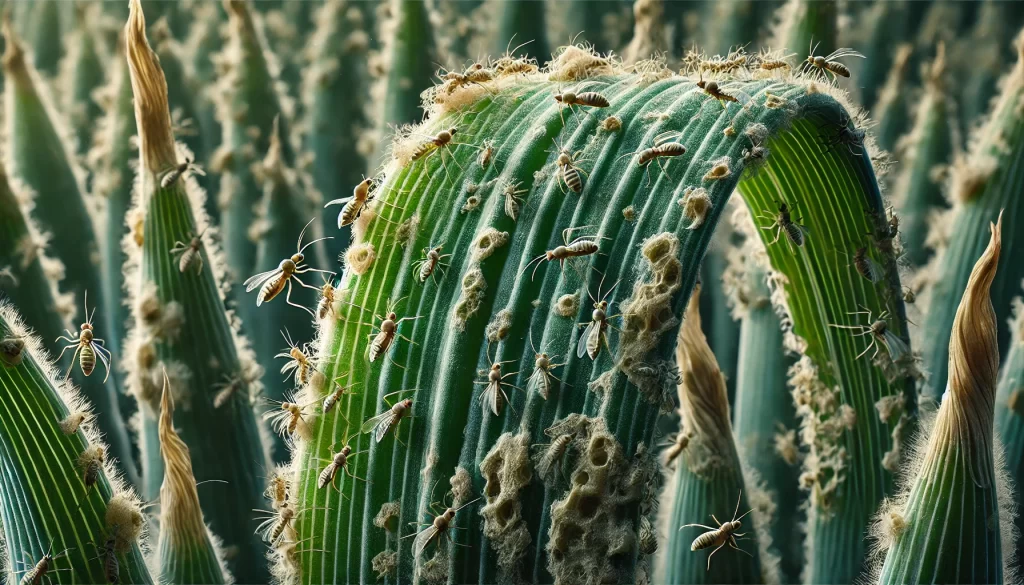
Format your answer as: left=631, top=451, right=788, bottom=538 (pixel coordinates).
left=461, top=194, right=481, bottom=213
left=373, top=501, right=400, bottom=532
left=0, top=336, right=25, bottom=367
left=679, top=187, right=711, bottom=229
left=774, top=427, right=798, bottom=465
left=372, top=549, right=397, bottom=579
left=619, top=233, right=682, bottom=408
left=419, top=549, right=449, bottom=584
left=789, top=356, right=849, bottom=511
left=553, top=294, right=580, bottom=317
left=486, top=309, right=514, bottom=343
left=450, top=467, right=472, bottom=507
left=546, top=417, right=648, bottom=585
left=106, top=493, right=145, bottom=553
left=546, top=44, right=615, bottom=82
left=875, top=394, right=905, bottom=424
left=471, top=228, right=509, bottom=262
left=452, top=268, right=487, bottom=331
left=702, top=157, right=732, bottom=181
left=345, top=243, right=376, bottom=275
left=622, top=205, right=636, bottom=222
left=59, top=412, right=89, bottom=435
left=600, top=116, right=623, bottom=132
left=480, top=432, right=533, bottom=580
left=949, top=154, right=998, bottom=203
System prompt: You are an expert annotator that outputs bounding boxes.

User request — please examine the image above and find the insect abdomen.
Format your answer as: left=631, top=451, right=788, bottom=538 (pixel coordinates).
left=577, top=92, right=610, bottom=107
left=369, top=332, right=392, bottom=362
left=259, top=274, right=288, bottom=305
left=178, top=249, right=196, bottom=273
left=318, top=464, right=337, bottom=489
left=419, top=258, right=437, bottom=282
left=784, top=223, right=805, bottom=246
left=826, top=62, right=851, bottom=77
left=340, top=201, right=361, bottom=227
left=567, top=241, right=599, bottom=257
left=411, top=142, right=437, bottom=161
left=81, top=345, right=96, bottom=376
left=563, top=166, right=582, bottom=193
left=104, top=550, right=119, bottom=584
left=691, top=529, right=724, bottom=551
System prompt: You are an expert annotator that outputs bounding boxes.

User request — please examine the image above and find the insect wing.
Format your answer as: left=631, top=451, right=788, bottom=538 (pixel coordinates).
left=413, top=526, right=441, bottom=555
left=244, top=268, right=283, bottom=292
left=317, top=463, right=337, bottom=489
left=482, top=382, right=501, bottom=416
left=577, top=321, right=596, bottom=359
left=360, top=411, right=391, bottom=437
left=881, top=330, right=911, bottom=363
left=529, top=369, right=550, bottom=399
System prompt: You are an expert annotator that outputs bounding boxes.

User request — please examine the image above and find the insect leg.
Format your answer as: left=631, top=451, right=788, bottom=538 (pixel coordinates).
left=284, top=279, right=316, bottom=317
left=63, top=345, right=83, bottom=379
left=706, top=540, right=727, bottom=571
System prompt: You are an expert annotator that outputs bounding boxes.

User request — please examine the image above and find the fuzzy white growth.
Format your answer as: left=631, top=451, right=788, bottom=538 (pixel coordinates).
left=702, top=156, right=733, bottom=181
left=344, top=242, right=376, bottom=275
left=679, top=187, right=712, bottom=230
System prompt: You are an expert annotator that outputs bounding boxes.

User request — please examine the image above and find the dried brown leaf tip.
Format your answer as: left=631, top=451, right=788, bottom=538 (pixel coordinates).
left=158, top=369, right=208, bottom=544
left=125, top=0, right=178, bottom=173
left=945, top=211, right=1002, bottom=486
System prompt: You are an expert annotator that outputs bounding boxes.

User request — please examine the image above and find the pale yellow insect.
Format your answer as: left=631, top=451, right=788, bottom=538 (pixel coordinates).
left=412, top=245, right=452, bottom=284
left=501, top=180, right=528, bottom=221
left=520, top=226, right=607, bottom=281
left=527, top=334, right=565, bottom=400
left=316, top=275, right=336, bottom=320
left=803, top=42, right=865, bottom=83
left=360, top=390, right=415, bottom=444
left=439, top=62, right=494, bottom=94
left=263, top=393, right=317, bottom=437
left=403, top=495, right=482, bottom=554
left=409, top=126, right=477, bottom=185
left=276, top=329, right=315, bottom=386
left=619, top=131, right=688, bottom=186
left=324, top=178, right=403, bottom=228
left=551, top=138, right=590, bottom=194
left=316, top=441, right=368, bottom=491
left=243, top=218, right=334, bottom=315
left=535, top=433, right=574, bottom=483
left=169, top=230, right=206, bottom=274
left=475, top=344, right=522, bottom=417
left=347, top=297, right=421, bottom=365
left=160, top=156, right=206, bottom=189
left=15, top=540, right=73, bottom=585
left=577, top=275, right=621, bottom=360
left=254, top=503, right=326, bottom=547
left=56, top=292, right=112, bottom=382
left=828, top=306, right=910, bottom=363
left=322, top=378, right=358, bottom=415
left=493, top=37, right=538, bottom=78
left=679, top=490, right=754, bottom=571
left=554, top=87, right=610, bottom=125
